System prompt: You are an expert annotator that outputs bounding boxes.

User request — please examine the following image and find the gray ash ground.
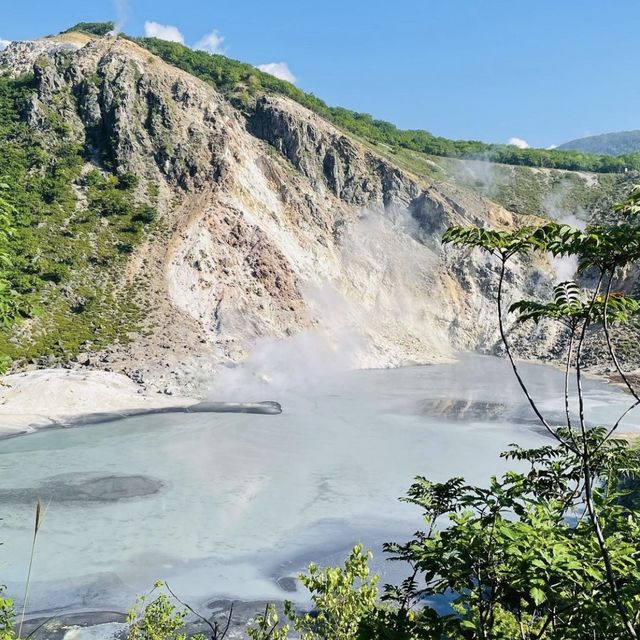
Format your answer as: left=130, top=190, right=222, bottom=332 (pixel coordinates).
left=0, top=473, right=164, bottom=505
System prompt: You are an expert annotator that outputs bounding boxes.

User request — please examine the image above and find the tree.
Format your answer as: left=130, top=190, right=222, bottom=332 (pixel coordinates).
left=436, top=186, right=640, bottom=637
left=377, top=435, right=640, bottom=639
left=63, top=22, right=115, bottom=36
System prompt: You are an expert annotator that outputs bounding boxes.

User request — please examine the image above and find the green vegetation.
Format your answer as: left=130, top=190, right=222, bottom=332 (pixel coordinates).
left=248, top=546, right=378, bottom=640
left=134, top=36, right=640, bottom=174
left=127, top=584, right=200, bottom=640
left=0, top=72, right=154, bottom=368
left=0, top=587, right=13, bottom=640
left=439, top=195, right=640, bottom=638
left=0, top=185, right=20, bottom=374
left=62, top=22, right=115, bottom=36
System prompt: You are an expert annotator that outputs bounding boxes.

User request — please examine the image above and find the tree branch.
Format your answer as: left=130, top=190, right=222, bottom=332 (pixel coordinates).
left=496, top=255, right=575, bottom=451
left=574, top=269, right=638, bottom=639
left=165, top=582, right=233, bottom=640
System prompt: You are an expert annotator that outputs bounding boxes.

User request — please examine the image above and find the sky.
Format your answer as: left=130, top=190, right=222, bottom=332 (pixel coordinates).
left=1, top=0, right=639, bottom=149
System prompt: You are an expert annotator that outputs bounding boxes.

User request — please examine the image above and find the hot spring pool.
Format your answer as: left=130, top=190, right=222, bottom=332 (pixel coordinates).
left=1, top=355, right=638, bottom=614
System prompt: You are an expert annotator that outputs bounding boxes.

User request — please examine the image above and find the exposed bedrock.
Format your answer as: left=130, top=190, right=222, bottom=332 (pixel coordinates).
left=0, top=36, right=558, bottom=394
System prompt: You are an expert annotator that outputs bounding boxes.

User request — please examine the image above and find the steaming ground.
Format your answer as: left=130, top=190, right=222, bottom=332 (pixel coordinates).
left=1, top=355, right=639, bottom=617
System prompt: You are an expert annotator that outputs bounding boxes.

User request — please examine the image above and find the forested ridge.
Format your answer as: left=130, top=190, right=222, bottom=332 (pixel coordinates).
left=52, top=22, right=640, bottom=174
left=134, top=35, right=640, bottom=175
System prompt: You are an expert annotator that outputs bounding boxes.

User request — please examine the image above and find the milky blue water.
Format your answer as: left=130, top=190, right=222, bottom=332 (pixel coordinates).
left=1, top=355, right=638, bottom=615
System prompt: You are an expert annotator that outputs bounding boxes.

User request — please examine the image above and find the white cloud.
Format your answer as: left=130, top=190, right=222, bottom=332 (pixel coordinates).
left=194, top=30, right=225, bottom=54
left=144, top=21, right=184, bottom=44
left=547, top=144, right=558, bottom=149
left=507, top=137, right=529, bottom=149
left=256, top=62, right=297, bottom=83
left=0, top=38, right=11, bottom=51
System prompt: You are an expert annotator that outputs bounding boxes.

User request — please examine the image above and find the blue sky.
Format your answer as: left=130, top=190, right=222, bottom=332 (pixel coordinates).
left=1, top=0, right=638, bottom=148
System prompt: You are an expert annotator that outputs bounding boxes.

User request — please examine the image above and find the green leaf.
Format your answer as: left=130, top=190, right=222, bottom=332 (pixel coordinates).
left=460, top=619, right=477, bottom=630
left=530, top=587, right=546, bottom=606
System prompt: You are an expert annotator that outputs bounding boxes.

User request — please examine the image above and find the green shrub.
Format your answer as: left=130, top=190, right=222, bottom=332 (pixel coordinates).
left=118, top=172, right=140, bottom=190
left=128, top=590, right=187, bottom=640
left=0, top=587, right=14, bottom=640
left=248, top=546, right=378, bottom=640
left=0, top=72, right=151, bottom=367
left=133, top=205, right=158, bottom=224
left=63, top=22, right=115, bottom=36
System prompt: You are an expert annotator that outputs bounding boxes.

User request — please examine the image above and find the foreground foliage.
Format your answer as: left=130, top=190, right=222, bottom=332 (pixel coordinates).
left=438, top=187, right=640, bottom=637
left=250, top=545, right=378, bottom=640
left=0, top=588, right=14, bottom=640
left=127, top=585, right=195, bottom=640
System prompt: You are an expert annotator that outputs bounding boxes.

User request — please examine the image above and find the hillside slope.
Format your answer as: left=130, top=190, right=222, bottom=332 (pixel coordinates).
left=134, top=35, right=640, bottom=175
left=559, top=130, right=640, bottom=156
left=0, top=33, right=578, bottom=393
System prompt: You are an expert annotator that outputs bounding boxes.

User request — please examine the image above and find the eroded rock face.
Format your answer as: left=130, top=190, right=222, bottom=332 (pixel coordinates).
left=0, top=35, right=556, bottom=392
left=249, top=95, right=421, bottom=208
left=0, top=39, right=80, bottom=76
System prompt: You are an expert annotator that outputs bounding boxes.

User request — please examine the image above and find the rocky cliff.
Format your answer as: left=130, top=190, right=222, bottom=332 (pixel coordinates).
left=0, top=34, right=555, bottom=394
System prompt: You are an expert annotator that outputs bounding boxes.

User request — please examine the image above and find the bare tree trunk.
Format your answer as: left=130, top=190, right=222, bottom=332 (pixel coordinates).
left=495, top=258, right=570, bottom=448
left=573, top=271, right=637, bottom=639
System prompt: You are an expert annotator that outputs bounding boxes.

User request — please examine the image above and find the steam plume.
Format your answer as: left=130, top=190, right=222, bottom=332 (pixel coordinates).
left=112, top=0, right=129, bottom=34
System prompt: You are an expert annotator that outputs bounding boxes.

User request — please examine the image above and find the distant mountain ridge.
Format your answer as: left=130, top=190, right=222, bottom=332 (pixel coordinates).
left=43, top=22, right=640, bottom=175
left=558, top=130, right=640, bottom=156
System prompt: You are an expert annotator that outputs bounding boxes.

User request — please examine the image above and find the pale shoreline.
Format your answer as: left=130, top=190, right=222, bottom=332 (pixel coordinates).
left=2, top=356, right=639, bottom=441
left=0, top=368, right=199, bottom=437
